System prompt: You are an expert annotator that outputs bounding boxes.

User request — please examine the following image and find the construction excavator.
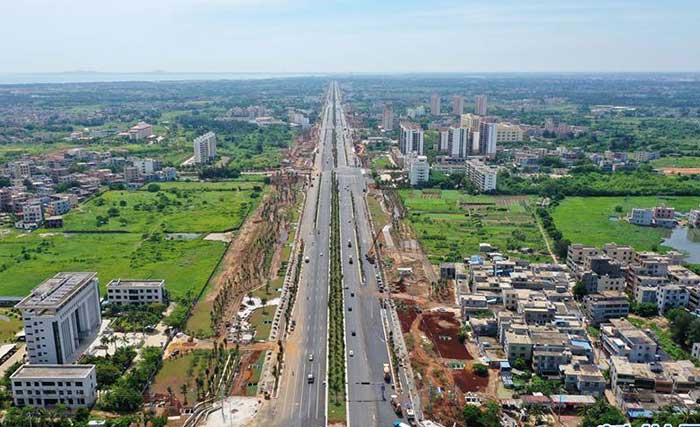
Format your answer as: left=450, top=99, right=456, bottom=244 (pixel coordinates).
left=364, top=230, right=382, bottom=264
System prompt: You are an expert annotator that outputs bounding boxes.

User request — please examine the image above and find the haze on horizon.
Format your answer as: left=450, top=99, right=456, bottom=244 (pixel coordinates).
left=1, top=0, right=698, bottom=74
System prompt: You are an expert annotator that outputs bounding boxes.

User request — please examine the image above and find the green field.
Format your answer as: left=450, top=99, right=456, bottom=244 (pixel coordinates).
left=249, top=305, right=276, bottom=341
left=62, top=186, right=259, bottom=233
left=399, top=190, right=549, bottom=263
left=0, top=309, right=22, bottom=343
left=245, top=352, right=266, bottom=396
left=651, top=156, right=700, bottom=168
left=0, top=182, right=264, bottom=299
left=0, top=232, right=226, bottom=298
left=552, top=196, right=700, bottom=250
left=371, top=155, right=394, bottom=170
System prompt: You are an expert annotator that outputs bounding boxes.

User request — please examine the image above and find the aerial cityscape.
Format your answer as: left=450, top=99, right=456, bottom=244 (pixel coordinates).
left=1, top=2, right=700, bottom=427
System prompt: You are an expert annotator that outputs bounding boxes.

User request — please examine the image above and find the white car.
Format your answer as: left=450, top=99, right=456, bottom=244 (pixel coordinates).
left=349, top=350, right=354, bottom=357
left=309, top=353, right=314, bottom=361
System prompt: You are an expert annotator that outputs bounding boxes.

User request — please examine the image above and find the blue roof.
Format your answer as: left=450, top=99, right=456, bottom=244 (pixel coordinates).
left=570, top=339, right=592, bottom=351
left=627, top=409, right=654, bottom=418
left=469, top=256, right=483, bottom=264
left=500, top=361, right=511, bottom=369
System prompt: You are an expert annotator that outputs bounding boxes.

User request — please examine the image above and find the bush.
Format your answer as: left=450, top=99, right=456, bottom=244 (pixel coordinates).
left=147, top=183, right=161, bottom=192
left=472, top=363, right=488, bottom=376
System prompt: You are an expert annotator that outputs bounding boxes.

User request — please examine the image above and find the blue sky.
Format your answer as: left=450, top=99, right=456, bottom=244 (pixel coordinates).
left=1, top=0, right=698, bottom=73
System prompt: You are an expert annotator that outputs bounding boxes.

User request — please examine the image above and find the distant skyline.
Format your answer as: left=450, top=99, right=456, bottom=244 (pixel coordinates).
left=1, top=0, right=699, bottom=74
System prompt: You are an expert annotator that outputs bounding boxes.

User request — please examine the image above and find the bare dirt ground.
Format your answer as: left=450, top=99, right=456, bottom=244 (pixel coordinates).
left=661, top=167, right=700, bottom=175
left=418, top=312, right=471, bottom=360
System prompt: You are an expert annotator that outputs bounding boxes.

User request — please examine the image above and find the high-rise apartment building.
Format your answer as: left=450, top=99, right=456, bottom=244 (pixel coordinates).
left=16, top=272, right=102, bottom=365
left=193, top=132, right=217, bottom=164
left=430, top=94, right=441, bottom=116
left=452, top=96, right=464, bottom=116
left=407, top=154, right=430, bottom=186
left=448, top=127, right=470, bottom=159
left=438, top=129, right=450, bottom=152
left=399, top=122, right=424, bottom=155
left=460, top=113, right=482, bottom=131
left=475, top=95, right=488, bottom=115
left=381, top=104, right=394, bottom=130
left=480, top=122, right=498, bottom=157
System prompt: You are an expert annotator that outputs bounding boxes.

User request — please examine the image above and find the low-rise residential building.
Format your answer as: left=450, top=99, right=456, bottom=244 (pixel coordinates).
left=106, top=279, right=166, bottom=305
left=583, top=291, right=629, bottom=325
left=566, top=244, right=599, bottom=273
left=464, top=159, right=498, bottom=192
left=504, top=330, right=533, bottom=362
left=657, top=284, right=689, bottom=315
left=601, top=318, right=657, bottom=363
left=560, top=362, right=606, bottom=397
left=10, top=364, right=97, bottom=408
left=602, top=243, right=635, bottom=265
left=128, top=122, right=153, bottom=141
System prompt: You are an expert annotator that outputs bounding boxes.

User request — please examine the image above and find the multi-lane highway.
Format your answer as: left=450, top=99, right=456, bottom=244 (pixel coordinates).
left=263, top=86, right=335, bottom=427
left=262, top=82, right=404, bottom=427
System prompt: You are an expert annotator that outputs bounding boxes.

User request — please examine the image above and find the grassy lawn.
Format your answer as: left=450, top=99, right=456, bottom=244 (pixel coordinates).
left=152, top=350, right=222, bottom=404
left=0, top=232, right=226, bottom=298
left=628, top=316, right=693, bottom=361
left=552, top=196, right=700, bottom=251
left=62, top=186, right=260, bottom=233
left=371, top=155, right=393, bottom=170
left=0, top=309, right=22, bottom=343
left=327, top=400, right=347, bottom=423
left=249, top=305, right=277, bottom=341
left=367, top=196, right=390, bottom=232
left=651, top=156, right=700, bottom=168
left=399, top=190, right=549, bottom=263
left=251, top=282, right=282, bottom=300
left=151, top=180, right=264, bottom=191
left=245, top=352, right=266, bottom=396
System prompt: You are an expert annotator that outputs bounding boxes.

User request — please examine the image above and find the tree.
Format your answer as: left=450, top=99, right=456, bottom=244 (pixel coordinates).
left=472, top=363, right=488, bottom=376
left=635, top=302, right=658, bottom=317
left=180, top=383, right=189, bottom=406
left=580, top=399, right=626, bottom=427
left=147, top=183, right=161, bottom=193
left=573, top=282, right=589, bottom=300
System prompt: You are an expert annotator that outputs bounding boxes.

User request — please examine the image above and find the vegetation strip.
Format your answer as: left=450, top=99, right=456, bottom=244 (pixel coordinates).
left=327, top=172, right=347, bottom=421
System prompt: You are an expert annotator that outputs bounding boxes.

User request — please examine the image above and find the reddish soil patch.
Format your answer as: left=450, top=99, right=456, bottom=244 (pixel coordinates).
left=661, top=167, right=700, bottom=175
left=230, top=350, right=262, bottom=395
left=419, top=312, right=472, bottom=360
left=453, top=368, right=489, bottom=393
left=396, top=299, right=419, bottom=333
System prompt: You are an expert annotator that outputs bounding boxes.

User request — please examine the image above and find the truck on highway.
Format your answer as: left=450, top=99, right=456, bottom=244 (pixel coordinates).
left=383, top=363, right=391, bottom=382
left=348, top=239, right=352, bottom=248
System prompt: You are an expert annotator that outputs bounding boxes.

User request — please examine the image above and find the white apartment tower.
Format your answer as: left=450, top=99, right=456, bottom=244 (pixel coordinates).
left=448, top=127, right=470, bottom=159
left=408, top=154, right=430, bottom=186
left=193, top=132, right=217, bottom=164
left=399, top=122, right=424, bottom=155
left=430, top=94, right=441, bottom=116
left=16, top=272, right=102, bottom=365
left=475, top=94, right=488, bottom=115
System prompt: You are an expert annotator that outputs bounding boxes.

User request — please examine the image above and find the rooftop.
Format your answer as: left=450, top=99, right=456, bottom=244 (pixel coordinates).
left=10, top=364, right=95, bottom=379
left=16, top=272, right=97, bottom=311
left=107, top=279, right=165, bottom=289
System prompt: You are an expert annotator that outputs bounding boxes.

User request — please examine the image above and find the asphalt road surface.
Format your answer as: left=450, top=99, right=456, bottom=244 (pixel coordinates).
left=266, top=82, right=397, bottom=427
